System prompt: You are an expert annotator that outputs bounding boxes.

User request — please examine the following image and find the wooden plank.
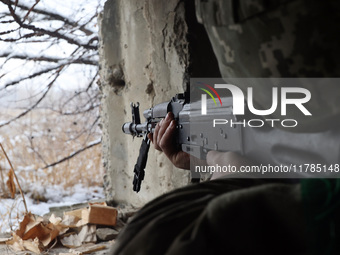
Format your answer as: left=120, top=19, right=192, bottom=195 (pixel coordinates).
left=82, top=205, right=117, bottom=226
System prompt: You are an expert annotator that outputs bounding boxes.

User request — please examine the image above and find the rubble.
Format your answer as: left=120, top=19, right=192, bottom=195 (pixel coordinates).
left=3, top=202, right=138, bottom=254
left=96, top=228, right=119, bottom=241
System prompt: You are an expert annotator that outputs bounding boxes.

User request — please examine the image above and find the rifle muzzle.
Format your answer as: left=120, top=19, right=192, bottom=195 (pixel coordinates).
left=122, top=122, right=148, bottom=137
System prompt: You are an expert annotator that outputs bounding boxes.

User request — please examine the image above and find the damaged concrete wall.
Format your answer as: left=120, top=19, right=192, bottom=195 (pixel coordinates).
left=98, top=0, right=191, bottom=206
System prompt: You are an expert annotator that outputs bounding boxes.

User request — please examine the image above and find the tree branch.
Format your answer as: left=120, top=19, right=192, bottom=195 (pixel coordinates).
left=0, top=32, right=46, bottom=42
left=0, top=67, right=63, bottom=128
left=0, top=52, right=98, bottom=65
left=2, top=65, right=64, bottom=89
left=43, top=139, right=101, bottom=169
left=8, top=0, right=94, bottom=36
left=1, top=0, right=97, bottom=50
left=22, top=0, right=40, bottom=22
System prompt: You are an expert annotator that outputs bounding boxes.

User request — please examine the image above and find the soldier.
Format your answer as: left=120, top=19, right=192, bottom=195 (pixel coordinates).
left=110, top=1, right=340, bottom=254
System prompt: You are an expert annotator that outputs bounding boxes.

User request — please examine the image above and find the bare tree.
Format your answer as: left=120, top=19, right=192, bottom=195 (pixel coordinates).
left=0, top=0, right=102, bottom=170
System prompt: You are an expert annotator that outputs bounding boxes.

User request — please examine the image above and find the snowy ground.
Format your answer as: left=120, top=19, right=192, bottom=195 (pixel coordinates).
left=0, top=183, right=105, bottom=233
left=0, top=104, right=104, bottom=234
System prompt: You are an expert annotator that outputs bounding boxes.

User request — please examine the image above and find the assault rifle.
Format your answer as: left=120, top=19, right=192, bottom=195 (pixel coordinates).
left=122, top=93, right=340, bottom=192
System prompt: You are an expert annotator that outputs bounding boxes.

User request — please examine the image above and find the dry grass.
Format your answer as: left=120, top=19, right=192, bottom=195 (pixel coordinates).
left=0, top=197, right=23, bottom=232
left=0, top=107, right=103, bottom=198
left=0, top=106, right=103, bottom=232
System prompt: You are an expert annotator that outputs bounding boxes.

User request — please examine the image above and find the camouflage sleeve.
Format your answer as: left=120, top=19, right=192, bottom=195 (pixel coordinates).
left=196, top=0, right=340, bottom=131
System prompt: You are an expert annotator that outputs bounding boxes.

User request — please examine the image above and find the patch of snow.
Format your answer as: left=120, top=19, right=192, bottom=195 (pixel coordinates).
left=0, top=183, right=104, bottom=233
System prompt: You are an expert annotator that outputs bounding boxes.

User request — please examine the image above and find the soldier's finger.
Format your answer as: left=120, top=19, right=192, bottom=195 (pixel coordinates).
left=156, top=113, right=174, bottom=148
left=159, top=120, right=177, bottom=156
left=147, top=133, right=153, bottom=143
left=153, top=119, right=162, bottom=151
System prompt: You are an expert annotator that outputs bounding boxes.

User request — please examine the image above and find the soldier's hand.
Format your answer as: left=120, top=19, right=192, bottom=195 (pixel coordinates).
left=148, top=112, right=190, bottom=170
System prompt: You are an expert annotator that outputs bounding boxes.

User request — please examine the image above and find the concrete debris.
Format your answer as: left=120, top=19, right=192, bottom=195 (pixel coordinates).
left=96, top=228, right=119, bottom=241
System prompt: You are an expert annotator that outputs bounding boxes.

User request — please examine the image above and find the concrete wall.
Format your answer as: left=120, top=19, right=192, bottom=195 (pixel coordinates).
left=98, top=0, right=191, bottom=207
